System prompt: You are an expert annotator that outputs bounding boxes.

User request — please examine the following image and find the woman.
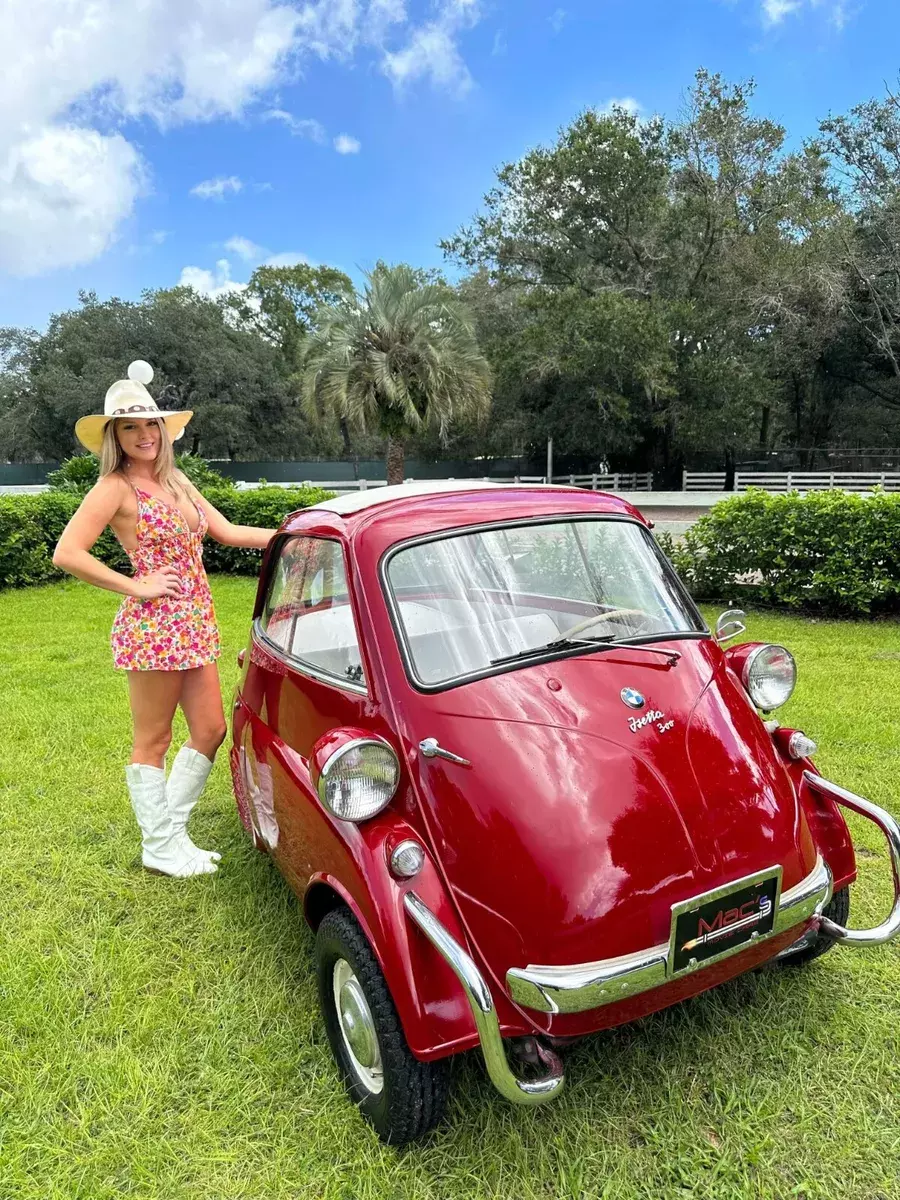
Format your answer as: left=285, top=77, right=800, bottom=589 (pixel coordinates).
left=53, top=361, right=276, bottom=878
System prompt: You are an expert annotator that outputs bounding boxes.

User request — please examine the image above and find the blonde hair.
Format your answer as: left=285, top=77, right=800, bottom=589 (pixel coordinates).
left=99, top=418, right=187, bottom=499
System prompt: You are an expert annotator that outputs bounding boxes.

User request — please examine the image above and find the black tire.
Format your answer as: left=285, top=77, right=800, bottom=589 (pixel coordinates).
left=315, top=907, right=451, bottom=1144
left=777, top=887, right=850, bottom=967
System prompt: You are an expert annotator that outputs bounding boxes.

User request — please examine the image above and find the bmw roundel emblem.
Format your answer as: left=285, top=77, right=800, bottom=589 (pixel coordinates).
left=621, top=687, right=645, bottom=709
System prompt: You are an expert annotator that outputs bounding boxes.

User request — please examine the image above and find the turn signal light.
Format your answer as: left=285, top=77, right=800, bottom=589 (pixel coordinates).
left=788, top=732, right=818, bottom=760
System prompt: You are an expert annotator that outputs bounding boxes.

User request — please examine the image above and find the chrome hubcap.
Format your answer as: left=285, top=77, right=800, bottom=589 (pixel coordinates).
left=333, top=958, right=383, bottom=1095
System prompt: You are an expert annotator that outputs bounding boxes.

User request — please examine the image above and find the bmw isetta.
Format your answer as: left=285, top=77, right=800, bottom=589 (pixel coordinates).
left=230, top=482, right=900, bottom=1143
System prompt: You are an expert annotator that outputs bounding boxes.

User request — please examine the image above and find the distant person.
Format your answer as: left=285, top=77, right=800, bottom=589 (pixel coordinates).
left=53, top=361, right=277, bottom=877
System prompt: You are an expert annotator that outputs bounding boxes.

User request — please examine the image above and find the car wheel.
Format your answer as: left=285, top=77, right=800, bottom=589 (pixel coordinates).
left=776, top=886, right=850, bottom=967
left=315, top=907, right=451, bottom=1144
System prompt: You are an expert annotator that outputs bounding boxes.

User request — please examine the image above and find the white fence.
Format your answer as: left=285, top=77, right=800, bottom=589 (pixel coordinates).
left=682, top=470, right=900, bottom=493
left=551, top=472, right=653, bottom=491
left=237, top=473, right=653, bottom=493
left=682, top=472, right=726, bottom=491
left=235, top=475, right=550, bottom=492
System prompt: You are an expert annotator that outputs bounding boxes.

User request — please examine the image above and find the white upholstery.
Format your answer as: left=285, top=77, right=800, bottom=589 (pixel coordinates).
left=270, top=600, right=561, bottom=684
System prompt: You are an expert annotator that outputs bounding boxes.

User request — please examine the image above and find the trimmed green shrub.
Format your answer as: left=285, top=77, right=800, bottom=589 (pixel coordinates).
left=45, top=455, right=101, bottom=494
left=665, top=488, right=900, bottom=615
left=0, top=486, right=333, bottom=589
left=46, top=453, right=236, bottom=495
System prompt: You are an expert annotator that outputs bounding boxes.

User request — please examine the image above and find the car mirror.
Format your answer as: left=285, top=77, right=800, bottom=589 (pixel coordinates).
left=715, top=609, right=747, bottom=644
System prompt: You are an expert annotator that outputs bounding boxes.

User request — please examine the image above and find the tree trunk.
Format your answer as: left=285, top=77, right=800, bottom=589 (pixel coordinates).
left=724, top=445, right=736, bottom=492
left=758, top=404, right=771, bottom=451
left=386, top=437, right=405, bottom=484
left=339, top=417, right=352, bottom=455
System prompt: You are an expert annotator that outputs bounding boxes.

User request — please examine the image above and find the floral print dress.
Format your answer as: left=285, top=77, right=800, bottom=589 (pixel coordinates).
left=111, top=486, right=221, bottom=671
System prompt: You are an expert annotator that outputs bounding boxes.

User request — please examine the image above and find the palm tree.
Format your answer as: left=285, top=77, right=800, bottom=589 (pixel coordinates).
left=301, top=263, right=493, bottom=483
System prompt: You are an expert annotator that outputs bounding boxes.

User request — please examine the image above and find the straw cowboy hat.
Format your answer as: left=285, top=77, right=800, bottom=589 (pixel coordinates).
left=75, top=360, right=193, bottom=455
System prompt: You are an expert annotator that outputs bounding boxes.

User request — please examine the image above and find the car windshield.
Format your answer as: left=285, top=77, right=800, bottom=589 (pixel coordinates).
left=384, top=517, right=706, bottom=687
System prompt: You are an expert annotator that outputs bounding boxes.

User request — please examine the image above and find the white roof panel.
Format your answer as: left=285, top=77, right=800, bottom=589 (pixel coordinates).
left=308, top=479, right=522, bottom=516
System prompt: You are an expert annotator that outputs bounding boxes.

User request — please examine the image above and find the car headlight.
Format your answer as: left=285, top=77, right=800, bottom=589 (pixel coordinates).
left=742, top=644, right=796, bottom=711
left=315, top=737, right=400, bottom=822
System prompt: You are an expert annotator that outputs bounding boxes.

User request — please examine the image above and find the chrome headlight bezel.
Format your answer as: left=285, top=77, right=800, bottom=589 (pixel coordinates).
left=316, top=736, right=400, bottom=823
left=742, top=643, right=797, bottom=712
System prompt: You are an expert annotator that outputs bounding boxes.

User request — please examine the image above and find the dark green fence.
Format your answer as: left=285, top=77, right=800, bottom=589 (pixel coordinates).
left=0, top=458, right=538, bottom=486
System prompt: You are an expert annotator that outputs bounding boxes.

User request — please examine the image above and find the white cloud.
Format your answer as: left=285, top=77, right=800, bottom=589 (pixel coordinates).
left=550, top=8, right=567, bottom=33
left=381, top=0, right=482, bottom=95
left=599, top=97, right=642, bottom=116
left=762, top=0, right=802, bottom=23
left=178, top=258, right=247, bottom=301
left=0, top=0, right=486, bottom=276
left=263, top=109, right=327, bottom=142
left=225, top=235, right=264, bottom=261
left=383, top=26, right=472, bottom=93
left=0, top=126, right=144, bottom=276
left=150, top=230, right=169, bottom=245
left=760, top=0, right=851, bottom=26
left=811, top=0, right=852, bottom=27
left=367, top=0, right=408, bottom=40
left=492, top=29, right=507, bottom=56
left=190, top=175, right=244, bottom=200
left=264, top=251, right=311, bottom=267
left=265, top=110, right=360, bottom=154
left=178, top=250, right=311, bottom=299
left=828, top=0, right=849, bottom=29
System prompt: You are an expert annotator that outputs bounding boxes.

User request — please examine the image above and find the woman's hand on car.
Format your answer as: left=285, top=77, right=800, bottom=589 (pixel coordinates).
left=132, top=570, right=183, bottom=599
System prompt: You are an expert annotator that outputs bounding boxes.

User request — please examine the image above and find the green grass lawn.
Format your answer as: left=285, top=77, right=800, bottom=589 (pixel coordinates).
left=2, top=579, right=900, bottom=1200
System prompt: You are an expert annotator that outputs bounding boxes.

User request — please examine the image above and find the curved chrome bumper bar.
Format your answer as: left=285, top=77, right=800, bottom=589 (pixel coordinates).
left=404, top=892, right=564, bottom=1105
left=507, top=856, right=833, bottom=1015
left=801, top=771, right=900, bottom=946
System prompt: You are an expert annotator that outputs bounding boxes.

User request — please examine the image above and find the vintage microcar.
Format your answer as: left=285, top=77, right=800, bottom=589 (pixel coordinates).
left=230, top=482, right=900, bottom=1144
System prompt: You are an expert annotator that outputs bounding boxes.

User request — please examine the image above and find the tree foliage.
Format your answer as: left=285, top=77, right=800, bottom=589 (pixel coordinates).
left=222, top=263, right=353, bottom=364
left=301, top=263, right=492, bottom=482
left=0, top=286, right=339, bottom=463
left=5, top=70, right=900, bottom=477
left=443, top=70, right=900, bottom=479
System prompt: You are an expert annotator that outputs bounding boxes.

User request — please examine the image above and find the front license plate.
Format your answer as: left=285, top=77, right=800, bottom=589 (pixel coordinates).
left=670, top=867, right=781, bottom=975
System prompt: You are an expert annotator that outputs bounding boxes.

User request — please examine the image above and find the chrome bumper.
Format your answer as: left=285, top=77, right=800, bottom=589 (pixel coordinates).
left=507, top=855, right=833, bottom=1015
left=404, top=775, right=900, bottom=1103
left=404, top=892, right=564, bottom=1106
left=801, top=771, right=900, bottom=946
left=507, top=774, right=900, bottom=1016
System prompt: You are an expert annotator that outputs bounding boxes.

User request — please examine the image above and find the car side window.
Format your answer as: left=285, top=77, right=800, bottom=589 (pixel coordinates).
left=260, top=536, right=366, bottom=688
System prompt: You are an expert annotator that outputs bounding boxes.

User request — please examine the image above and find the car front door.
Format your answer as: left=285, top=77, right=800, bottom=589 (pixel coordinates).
left=241, top=534, right=371, bottom=889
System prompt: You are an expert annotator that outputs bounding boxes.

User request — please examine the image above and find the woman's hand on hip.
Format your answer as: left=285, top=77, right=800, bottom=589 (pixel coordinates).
left=132, top=570, right=183, bottom=600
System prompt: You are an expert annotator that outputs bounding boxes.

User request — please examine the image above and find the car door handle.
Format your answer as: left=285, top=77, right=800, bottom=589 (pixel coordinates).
left=419, top=738, right=471, bottom=767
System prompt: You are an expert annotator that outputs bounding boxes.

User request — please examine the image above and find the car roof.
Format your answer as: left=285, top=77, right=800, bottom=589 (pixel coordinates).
left=309, top=480, right=535, bottom=515
left=287, top=481, right=646, bottom=548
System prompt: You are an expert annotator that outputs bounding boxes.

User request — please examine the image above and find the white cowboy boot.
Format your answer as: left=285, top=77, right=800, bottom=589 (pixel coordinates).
left=125, top=763, right=217, bottom=877
left=166, top=746, right=221, bottom=864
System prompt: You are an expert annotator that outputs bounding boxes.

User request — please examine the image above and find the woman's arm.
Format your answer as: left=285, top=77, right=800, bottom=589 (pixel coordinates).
left=189, top=485, right=278, bottom=550
left=53, top=476, right=182, bottom=599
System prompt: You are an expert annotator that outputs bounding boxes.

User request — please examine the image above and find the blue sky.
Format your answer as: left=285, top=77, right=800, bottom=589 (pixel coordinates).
left=1, top=0, right=899, bottom=331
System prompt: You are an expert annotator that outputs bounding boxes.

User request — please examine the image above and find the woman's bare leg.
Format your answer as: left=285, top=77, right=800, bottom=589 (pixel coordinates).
left=179, top=663, right=228, bottom=761
left=127, top=670, right=184, bottom=766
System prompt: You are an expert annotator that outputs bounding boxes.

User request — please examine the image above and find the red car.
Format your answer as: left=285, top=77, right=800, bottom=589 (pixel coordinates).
left=230, top=482, right=900, bottom=1143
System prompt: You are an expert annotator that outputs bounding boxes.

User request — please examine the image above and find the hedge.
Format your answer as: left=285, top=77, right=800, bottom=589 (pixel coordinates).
left=0, top=486, right=334, bottom=589
left=659, top=488, right=900, bottom=616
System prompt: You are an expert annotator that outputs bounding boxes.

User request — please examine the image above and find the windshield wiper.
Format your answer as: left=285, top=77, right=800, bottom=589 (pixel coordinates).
left=490, top=635, right=682, bottom=668
left=490, top=635, right=614, bottom=667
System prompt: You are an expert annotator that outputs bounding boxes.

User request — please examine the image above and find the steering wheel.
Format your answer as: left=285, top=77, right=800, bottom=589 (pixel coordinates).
left=564, top=607, right=654, bottom=639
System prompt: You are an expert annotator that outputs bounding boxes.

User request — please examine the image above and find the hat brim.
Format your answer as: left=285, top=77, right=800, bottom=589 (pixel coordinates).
left=75, top=411, right=194, bottom=456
